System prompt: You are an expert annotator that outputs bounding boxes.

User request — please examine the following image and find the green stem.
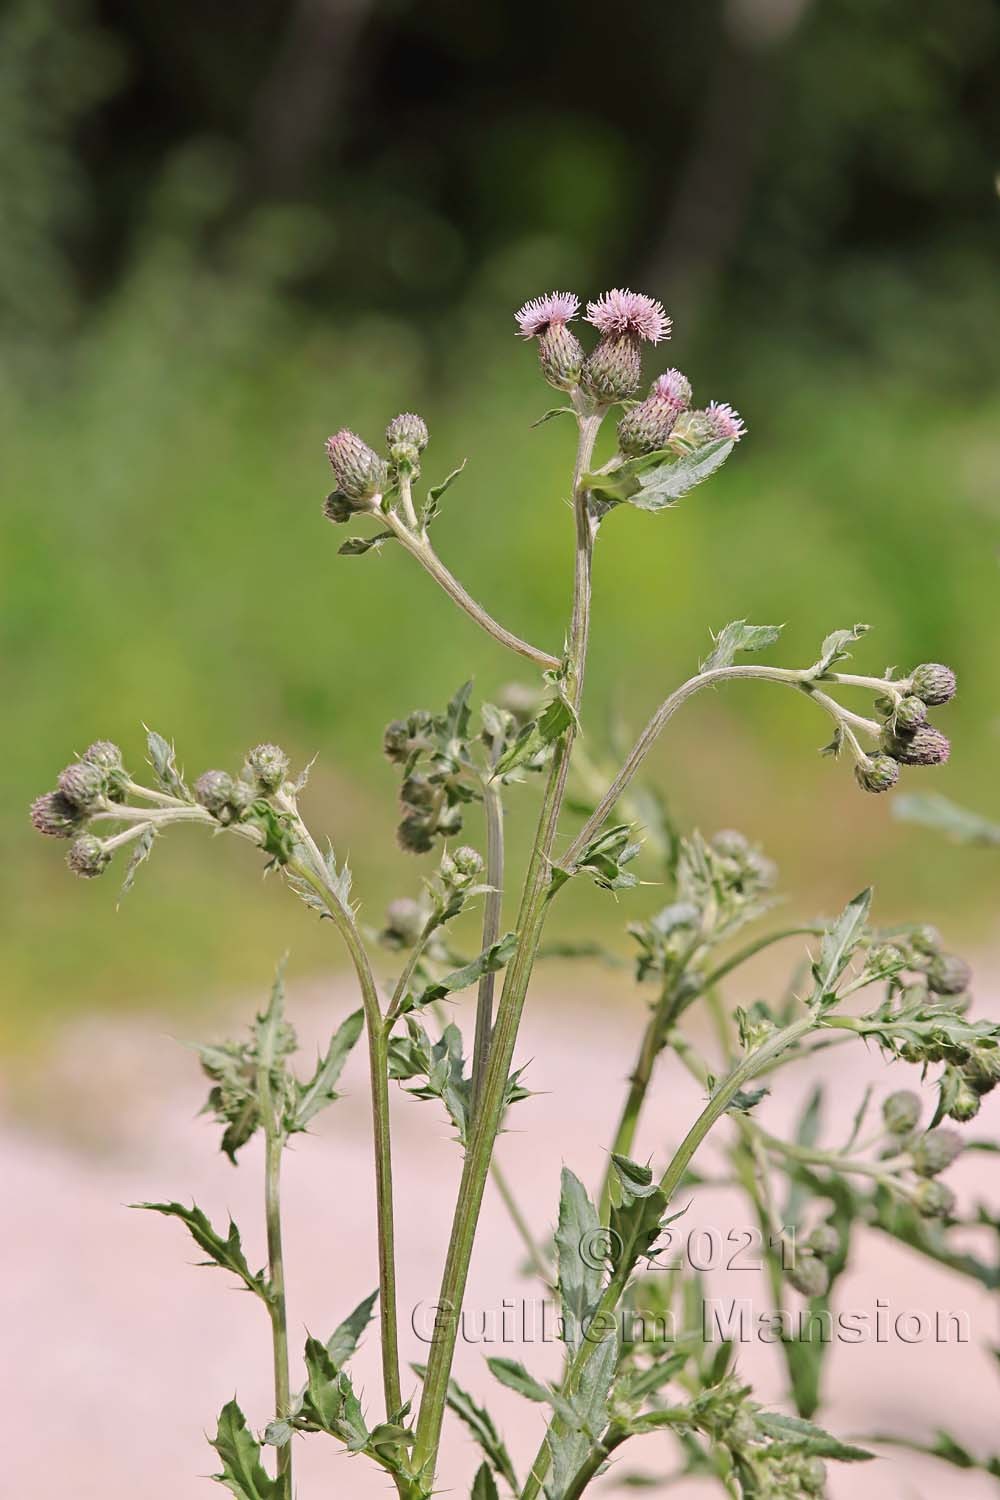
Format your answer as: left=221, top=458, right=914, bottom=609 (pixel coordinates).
left=521, top=1013, right=818, bottom=1500
left=561, top=1425, right=631, bottom=1500
left=411, top=408, right=602, bottom=1480
left=256, top=996, right=292, bottom=1498
left=283, top=824, right=402, bottom=1422
left=471, top=763, right=505, bottom=1113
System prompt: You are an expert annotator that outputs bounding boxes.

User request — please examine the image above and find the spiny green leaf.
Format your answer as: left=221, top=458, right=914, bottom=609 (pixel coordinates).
left=701, top=620, right=783, bottom=673
left=117, top=824, right=155, bottom=905
left=325, top=1289, right=379, bottom=1368
left=471, top=1461, right=500, bottom=1500
left=556, top=1168, right=604, bottom=1354
left=805, top=623, right=871, bottom=680
left=338, top=530, right=394, bottom=556
left=144, top=726, right=192, bottom=800
left=493, top=696, right=572, bottom=778
left=486, top=1356, right=550, bottom=1404
left=210, top=1400, right=278, bottom=1500
left=134, top=1202, right=267, bottom=1297
left=406, top=933, right=518, bottom=1013
left=546, top=1331, right=619, bottom=1499
left=422, top=458, right=468, bottom=525
left=291, top=1008, right=364, bottom=1130
left=608, top=1154, right=670, bottom=1277
left=754, top=1411, right=874, bottom=1462
left=411, top=1365, right=519, bottom=1492
left=812, top=889, right=872, bottom=996
left=531, top=406, right=575, bottom=428
left=584, top=439, right=734, bottom=512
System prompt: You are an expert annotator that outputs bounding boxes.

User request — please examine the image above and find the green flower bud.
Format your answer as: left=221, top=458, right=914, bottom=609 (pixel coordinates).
left=962, top=1045, right=1000, bottom=1097
left=383, top=897, right=426, bottom=948
left=30, top=790, right=84, bottom=839
left=67, top=834, right=111, bottom=878
left=912, top=1127, right=964, bottom=1177
left=246, top=743, right=289, bottom=792
left=538, top=322, right=585, bottom=392
left=785, top=1253, right=829, bottom=1299
left=580, top=335, right=643, bottom=403
left=946, top=1078, right=981, bottom=1123
left=883, top=1090, right=921, bottom=1136
left=194, top=769, right=235, bottom=817
left=667, top=409, right=714, bottom=452
left=908, top=924, right=942, bottom=956
left=806, top=1224, right=840, bottom=1260
left=451, top=845, right=484, bottom=877
left=83, top=740, right=123, bottom=771
left=799, top=1456, right=827, bottom=1494
left=854, top=752, right=900, bottom=794
left=884, top=724, right=950, bottom=766
left=926, top=953, right=972, bottom=996
left=228, top=779, right=257, bottom=816
left=893, top=695, right=928, bottom=732
left=909, top=662, right=957, bottom=706
left=325, top=429, right=388, bottom=502
left=914, top=1178, right=956, bottom=1219
left=57, top=760, right=106, bottom=809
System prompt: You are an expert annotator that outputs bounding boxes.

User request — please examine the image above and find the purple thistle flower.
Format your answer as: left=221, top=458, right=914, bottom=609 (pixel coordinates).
left=705, top=401, right=747, bottom=443
left=515, top=292, right=580, bottom=339
left=651, top=368, right=692, bottom=411
left=585, top=288, right=670, bottom=344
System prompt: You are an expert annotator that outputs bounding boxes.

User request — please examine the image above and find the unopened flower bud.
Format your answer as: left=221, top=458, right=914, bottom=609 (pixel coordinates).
left=383, top=897, right=426, bottom=948
left=799, top=1456, right=827, bottom=1494
left=581, top=335, right=643, bottom=402
left=912, top=1127, right=964, bottom=1177
left=58, top=760, right=106, bottom=809
left=617, top=385, right=684, bottom=456
left=885, top=725, right=950, bottom=767
left=30, top=790, right=84, bottom=839
left=893, top=695, right=928, bottom=732
left=383, top=711, right=433, bottom=764
left=909, top=663, right=957, bottom=706
left=854, top=752, right=900, bottom=794
left=667, top=409, right=715, bottom=451
left=806, top=1224, right=840, bottom=1260
left=386, top=412, right=429, bottom=453
left=926, top=952, right=972, bottom=996
left=325, top=429, right=387, bottom=502
left=909, top=924, right=941, bottom=956
left=228, top=779, right=257, bottom=816
left=443, top=845, right=484, bottom=886
left=785, top=1253, right=829, bottom=1299
left=194, top=769, right=235, bottom=816
left=914, top=1178, right=956, bottom=1219
left=67, top=834, right=110, bottom=879
left=883, top=1090, right=921, bottom=1136
left=83, top=740, right=123, bottom=771
left=400, top=773, right=435, bottom=812
left=963, top=1045, right=1000, bottom=1097
left=946, top=1078, right=981, bottom=1123
left=246, top=743, right=289, bottom=792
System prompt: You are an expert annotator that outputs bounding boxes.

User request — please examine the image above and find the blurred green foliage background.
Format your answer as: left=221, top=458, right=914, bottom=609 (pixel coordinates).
left=4, top=0, right=1000, bottom=1049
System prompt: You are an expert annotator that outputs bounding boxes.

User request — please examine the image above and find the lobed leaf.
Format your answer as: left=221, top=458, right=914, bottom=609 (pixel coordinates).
left=135, top=1201, right=267, bottom=1297
left=144, top=726, right=192, bottom=800
left=701, top=620, right=783, bottom=673
left=291, top=1008, right=364, bottom=1131
left=210, top=1400, right=278, bottom=1500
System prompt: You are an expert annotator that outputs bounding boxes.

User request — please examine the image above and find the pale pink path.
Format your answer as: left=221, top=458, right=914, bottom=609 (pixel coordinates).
left=3, top=967, right=999, bottom=1499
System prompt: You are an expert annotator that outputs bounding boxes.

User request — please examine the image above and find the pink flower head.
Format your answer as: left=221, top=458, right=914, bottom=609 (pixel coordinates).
left=515, top=291, right=580, bottom=339
left=585, top=288, right=670, bottom=344
left=705, top=401, right=746, bottom=443
left=651, top=368, right=692, bottom=411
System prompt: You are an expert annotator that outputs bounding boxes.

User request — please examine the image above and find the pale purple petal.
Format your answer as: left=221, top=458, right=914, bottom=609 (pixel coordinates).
left=585, top=288, right=671, bottom=344
left=705, top=400, right=747, bottom=442
left=651, top=368, right=692, bottom=410
left=515, top=291, right=581, bottom=339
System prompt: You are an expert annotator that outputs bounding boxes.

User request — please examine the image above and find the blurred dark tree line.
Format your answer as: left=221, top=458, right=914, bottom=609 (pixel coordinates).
left=2, top=0, right=998, bottom=373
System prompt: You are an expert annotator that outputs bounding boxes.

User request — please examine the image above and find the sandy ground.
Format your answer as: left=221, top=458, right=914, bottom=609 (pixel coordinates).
left=3, top=965, right=999, bottom=1499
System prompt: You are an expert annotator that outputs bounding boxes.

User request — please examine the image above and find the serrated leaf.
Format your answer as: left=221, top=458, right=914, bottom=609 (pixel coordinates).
left=117, top=824, right=155, bottom=904
left=422, top=459, right=467, bottom=525
left=411, top=1365, right=519, bottom=1492
left=812, top=889, right=871, bottom=996
left=701, top=620, right=783, bottom=673
left=546, top=1331, right=618, bottom=1500
left=556, top=1169, right=604, bottom=1353
left=754, top=1411, right=874, bottom=1462
left=471, top=1462, right=500, bottom=1500
left=291, top=1008, right=363, bottom=1130
left=493, top=696, right=572, bottom=778
left=405, top=933, right=517, bottom=1013
left=303, top=1336, right=345, bottom=1431
left=144, top=726, right=191, bottom=799
left=210, top=1400, right=278, bottom=1500
left=326, top=1289, right=379, bottom=1368
left=338, top=531, right=394, bottom=556
left=805, top=623, right=871, bottom=680
left=486, top=1356, right=550, bottom=1404
left=608, top=1155, right=669, bottom=1276
left=584, top=439, right=734, bottom=512
left=135, top=1202, right=267, bottom=1297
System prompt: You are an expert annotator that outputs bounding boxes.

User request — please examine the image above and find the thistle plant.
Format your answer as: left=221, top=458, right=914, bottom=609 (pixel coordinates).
left=31, top=287, right=998, bottom=1499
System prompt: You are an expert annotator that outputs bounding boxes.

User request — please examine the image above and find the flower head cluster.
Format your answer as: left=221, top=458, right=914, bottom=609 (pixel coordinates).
left=514, top=286, right=672, bottom=401
left=851, top=662, right=956, bottom=795
left=384, top=689, right=478, bottom=854
left=617, top=368, right=747, bottom=458
left=30, top=741, right=132, bottom=876
left=323, top=412, right=432, bottom=523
